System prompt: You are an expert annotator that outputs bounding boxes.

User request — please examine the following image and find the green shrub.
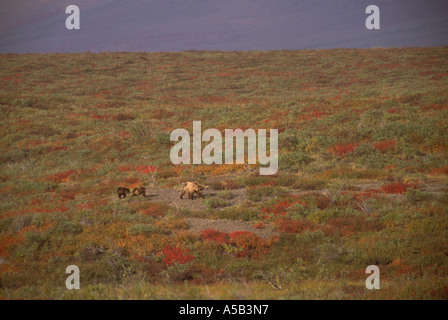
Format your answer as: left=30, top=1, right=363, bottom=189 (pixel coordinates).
left=238, top=175, right=271, bottom=187
left=278, top=152, right=314, bottom=171
left=405, top=188, right=434, bottom=203
left=212, top=206, right=261, bottom=221
left=275, top=174, right=298, bottom=187
left=52, top=220, right=83, bottom=235
left=204, top=198, right=229, bottom=209
left=292, top=178, right=327, bottom=190
left=246, top=186, right=285, bottom=202
left=287, top=203, right=313, bottom=220
left=217, top=190, right=234, bottom=200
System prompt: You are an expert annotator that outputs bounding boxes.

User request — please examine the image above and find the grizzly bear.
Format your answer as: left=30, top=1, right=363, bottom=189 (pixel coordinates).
left=117, top=187, right=131, bottom=199
left=132, top=186, right=146, bottom=197
left=180, top=182, right=207, bottom=200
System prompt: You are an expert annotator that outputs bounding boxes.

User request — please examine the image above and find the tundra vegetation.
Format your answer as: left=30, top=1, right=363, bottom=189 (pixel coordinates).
left=0, top=48, right=447, bottom=299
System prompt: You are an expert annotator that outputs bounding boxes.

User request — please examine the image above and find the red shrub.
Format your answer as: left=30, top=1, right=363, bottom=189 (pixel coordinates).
left=90, top=113, right=109, bottom=120
left=254, top=222, right=266, bottom=229
left=330, top=143, right=359, bottom=157
left=43, top=170, right=78, bottom=183
left=117, top=165, right=158, bottom=174
left=325, top=216, right=383, bottom=236
left=120, top=131, right=131, bottom=138
left=200, top=229, right=229, bottom=244
left=136, top=165, right=157, bottom=174
left=59, top=190, right=77, bottom=200
left=275, top=218, right=318, bottom=234
left=431, top=166, right=448, bottom=175
left=353, top=189, right=380, bottom=201
left=261, top=199, right=306, bottom=217
left=381, top=181, right=417, bottom=194
left=161, top=245, right=194, bottom=265
left=374, top=140, right=396, bottom=153
left=117, top=165, right=133, bottom=172
left=387, top=108, right=399, bottom=114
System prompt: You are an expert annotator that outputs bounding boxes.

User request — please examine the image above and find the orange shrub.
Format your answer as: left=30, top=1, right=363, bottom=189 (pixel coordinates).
left=116, top=232, right=171, bottom=261
left=229, top=231, right=260, bottom=250
left=156, top=218, right=188, bottom=232
left=228, top=231, right=271, bottom=258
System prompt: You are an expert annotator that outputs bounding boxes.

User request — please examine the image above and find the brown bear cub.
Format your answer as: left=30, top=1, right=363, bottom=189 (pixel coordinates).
left=180, top=182, right=207, bottom=200
left=117, top=187, right=131, bottom=199
left=132, top=186, right=146, bottom=197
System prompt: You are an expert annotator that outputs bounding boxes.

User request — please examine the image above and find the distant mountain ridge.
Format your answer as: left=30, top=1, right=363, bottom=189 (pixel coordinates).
left=1, top=0, right=447, bottom=53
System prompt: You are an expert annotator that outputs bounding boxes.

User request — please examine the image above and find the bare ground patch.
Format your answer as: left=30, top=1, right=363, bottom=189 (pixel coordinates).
left=143, top=187, right=247, bottom=212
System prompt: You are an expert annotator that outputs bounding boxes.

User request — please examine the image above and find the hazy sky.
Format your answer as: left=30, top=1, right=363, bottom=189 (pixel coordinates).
left=1, top=0, right=447, bottom=53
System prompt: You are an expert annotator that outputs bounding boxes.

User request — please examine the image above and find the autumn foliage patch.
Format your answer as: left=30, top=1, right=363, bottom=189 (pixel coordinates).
left=118, top=165, right=157, bottom=173
left=261, top=199, right=307, bottom=218
left=275, top=218, right=319, bottom=234
left=330, top=143, right=359, bottom=157
left=228, top=231, right=271, bottom=258
left=43, top=170, right=78, bottom=183
left=200, top=229, right=271, bottom=258
left=374, top=140, right=396, bottom=153
left=200, top=229, right=229, bottom=244
left=381, top=181, right=418, bottom=194
left=325, top=216, right=383, bottom=237
left=160, top=245, right=194, bottom=265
